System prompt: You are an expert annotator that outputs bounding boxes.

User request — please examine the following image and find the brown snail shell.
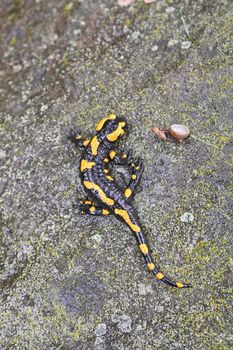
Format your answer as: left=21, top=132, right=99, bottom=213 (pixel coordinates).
left=168, top=124, right=190, bottom=142
left=151, top=127, right=167, bottom=141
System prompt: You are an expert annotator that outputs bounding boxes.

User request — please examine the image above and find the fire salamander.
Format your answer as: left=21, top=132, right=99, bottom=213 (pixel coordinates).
left=69, top=114, right=192, bottom=288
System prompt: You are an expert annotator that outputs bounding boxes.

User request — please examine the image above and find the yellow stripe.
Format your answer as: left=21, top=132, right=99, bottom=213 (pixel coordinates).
left=114, top=208, right=140, bottom=232
left=102, top=209, right=110, bottom=215
left=90, top=136, right=99, bottom=155
left=176, top=282, right=184, bottom=288
left=124, top=188, right=132, bottom=198
left=96, top=114, right=116, bottom=131
left=80, top=159, right=95, bottom=172
left=156, top=272, right=164, bottom=280
left=147, top=263, right=155, bottom=271
left=83, top=139, right=90, bottom=147
left=107, top=122, right=125, bottom=142
left=106, top=175, right=114, bottom=181
left=109, top=150, right=116, bottom=159
left=83, top=181, right=114, bottom=206
left=139, top=243, right=149, bottom=254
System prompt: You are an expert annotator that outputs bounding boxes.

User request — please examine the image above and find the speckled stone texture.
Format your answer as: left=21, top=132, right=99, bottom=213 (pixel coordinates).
left=0, top=0, right=232, bottom=349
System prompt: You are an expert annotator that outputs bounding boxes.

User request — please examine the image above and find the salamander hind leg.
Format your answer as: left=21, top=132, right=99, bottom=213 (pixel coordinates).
left=124, top=158, right=144, bottom=200
left=79, top=200, right=110, bottom=216
left=111, top=148, right=134, bottom=166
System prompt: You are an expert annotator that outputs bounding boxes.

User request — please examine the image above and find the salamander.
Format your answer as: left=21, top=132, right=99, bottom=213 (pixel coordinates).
left=69, top=114, right=192, bottom=288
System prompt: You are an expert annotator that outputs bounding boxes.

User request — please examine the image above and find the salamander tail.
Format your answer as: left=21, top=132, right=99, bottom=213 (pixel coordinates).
left=147, top=260, right=192, bottom=288
left=138, top=243, right=192, bottom=288
left=154, top=272, right=192, bottom=288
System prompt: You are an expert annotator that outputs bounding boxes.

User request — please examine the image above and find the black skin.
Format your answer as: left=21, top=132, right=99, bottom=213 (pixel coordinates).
left=68, top=116, right=192, bottom=288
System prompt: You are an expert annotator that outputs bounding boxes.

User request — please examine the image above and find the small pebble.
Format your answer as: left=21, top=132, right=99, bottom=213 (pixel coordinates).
left=181, top=41, right=192, bottom=49
left=168, top=39, right=179, bottom=47
left=151, top=45, right=158, bottom=52
left=40, top=104, right=48, bottom=112
left=13, top=64, right=22, bottom=73
left=166, top=6, right=175, bottom=14
left=132, top=31, right=140, bottom=40
left=180, top=212, right=194, bottom=223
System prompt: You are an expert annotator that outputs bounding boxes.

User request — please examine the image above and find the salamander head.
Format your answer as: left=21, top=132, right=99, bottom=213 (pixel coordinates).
left=96, top=114, right=127, bottom=142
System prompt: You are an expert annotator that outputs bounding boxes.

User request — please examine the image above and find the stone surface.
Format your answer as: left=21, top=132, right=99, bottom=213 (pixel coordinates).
left=0, top=0, right=232, bottom=349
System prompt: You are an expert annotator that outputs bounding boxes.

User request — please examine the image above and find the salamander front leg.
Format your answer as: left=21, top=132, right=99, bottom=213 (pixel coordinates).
left=124, top=158, right=144, bottom=200
left=68, top=130, right=90, bottom=148
left=110, top=148, right=134, bottom=165
left=79, top=200, right=110, bottom=216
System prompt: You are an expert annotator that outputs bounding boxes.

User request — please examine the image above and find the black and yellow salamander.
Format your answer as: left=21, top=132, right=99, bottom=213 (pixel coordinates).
left=69, top=114, right=192, bottom=288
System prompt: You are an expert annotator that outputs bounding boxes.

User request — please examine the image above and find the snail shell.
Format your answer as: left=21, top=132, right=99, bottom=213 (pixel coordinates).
left=151, top=127, right=167, bottom=141
left=168, top=124, right=190, bottom=142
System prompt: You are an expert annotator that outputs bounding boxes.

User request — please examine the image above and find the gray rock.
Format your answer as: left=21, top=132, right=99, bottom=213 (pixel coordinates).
left=95, top=323, right=107, bottom=337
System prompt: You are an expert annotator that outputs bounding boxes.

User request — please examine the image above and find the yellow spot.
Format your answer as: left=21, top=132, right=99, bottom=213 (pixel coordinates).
left=109, top=150, right=116, bottom=159
left=147, top=263, right=155, bottom=271
left=122, top=154, right=127, bottom=159
left=136, top=166, right=139, bottom=170
left=90, top=206, right=95, bottom=212
left=75, top=135, right=82, bottom=140
left=131, top=163, right=135, bottom=167
left=176, top=282, right=184, bottom=288
left=80, top=159, right=95, bottom=172
left=124, top=188, right=132, bottom=198
left=114, top=209, right=140, bottom=232
left=107, top=122, right=125, bottom=142
left=79, top=200, right=83, bottom=204
left=104, top=169, right=109, bottom=173
left=104, top=158, right=109, bottom=163
left=139, top=244, right=149, bottom=254
left=132, top=174, right=136, bottom=180
left=96, top=114, right=116, bottom=131
left=90, top=135, right=100, bottom=155
left=84, top=200, right=92, bottom=205
left=83, top=139, right=90, bottom=147
left=102, top=209, right=110, bottom=215
left=156, top=272, right=164, bottom=280
left=83, top=181, right=114, bottom=206
left=106, top=175, right=114, bottom=181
